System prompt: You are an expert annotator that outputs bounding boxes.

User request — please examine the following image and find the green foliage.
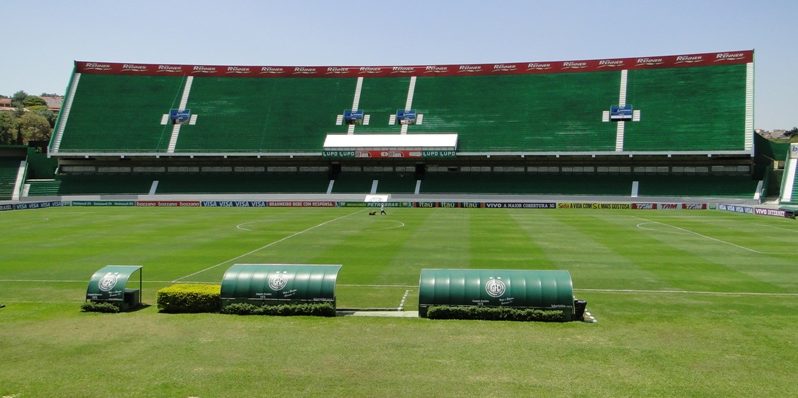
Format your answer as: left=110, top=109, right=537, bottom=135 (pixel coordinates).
left=30, top=107, right=56, bottom=127
left=221, top=302, right=336, bottom=317
left=157, top=284, right=221, bottom=313
left=81, top=301, right=121, bottom=313
left=0, top=111, right=17, bottom=144
left=16, top=111, right=51, bottom=144
left=11, top=90, right=27, bottom=107
left=22, top=96, right=47, bottom=107
left=426, top=305, right=568, bottom=322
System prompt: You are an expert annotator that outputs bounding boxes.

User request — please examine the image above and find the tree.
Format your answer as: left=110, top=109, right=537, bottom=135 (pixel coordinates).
left=11, top=90, right=28, bottom=107
left=0, top=112, right=17, bottom=144
left=22, top=96, right=47, bottom=107
left=16, top=112, right=51, bottom=144
left=29, top=106, right=56, bottom=127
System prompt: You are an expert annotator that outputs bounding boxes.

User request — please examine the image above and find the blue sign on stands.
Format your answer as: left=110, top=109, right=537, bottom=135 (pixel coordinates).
left=396, top=109, right=417, bottom=125
left=169, top=109, right=191, bottom=124
left=610, top=105, right=633, bottom=121
left=343, top=109, right=364, bottom=125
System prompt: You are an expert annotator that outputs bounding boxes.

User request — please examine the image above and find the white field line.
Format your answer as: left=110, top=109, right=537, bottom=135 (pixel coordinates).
left=634, top=218, right=763, bottom=254
left=235, top=223, right=253, bottom=231
left=172, top=210, right=364, bottom=282
left=397, top=289, right=410, bottom=310
left=234, top=214, right=308, bottom=232
left=575, top=288, right=798, bottom=297
left=377, top=220, right=405, bottom=231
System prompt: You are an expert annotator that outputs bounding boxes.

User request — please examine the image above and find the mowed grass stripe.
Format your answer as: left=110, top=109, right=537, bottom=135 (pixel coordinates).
left=173, top=208, right=364, bottom=282
left=621, top=213, right=797, bottom=292
left=577, top=212, right=783, bottom=293
left=1, top=208, right=797, bottom=397
left=469, top=209, right=548, bottom=268
left=507, top=210, right=674, bottom=291
left=641, top=211, right=796, bottom=253
left=376, top=209, right=466, bottom=284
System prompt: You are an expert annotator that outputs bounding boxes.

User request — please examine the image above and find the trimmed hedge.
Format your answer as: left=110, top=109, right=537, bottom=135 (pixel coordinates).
left=221, top=302, right=336, bottom=317
left=157, top=284, right=221, bottom=313
left=81, top=301, right=121, bottom=313
left=426, top=305, right=569, bottom=322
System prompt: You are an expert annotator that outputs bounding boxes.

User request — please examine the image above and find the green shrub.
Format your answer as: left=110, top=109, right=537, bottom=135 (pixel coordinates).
left=81, top=301, right=121, bottom=313
left=157, top=284, right=221, bottom=313
left=426, top=305, right=568, bottom=322
left=221, top=302, right=335, bottom=317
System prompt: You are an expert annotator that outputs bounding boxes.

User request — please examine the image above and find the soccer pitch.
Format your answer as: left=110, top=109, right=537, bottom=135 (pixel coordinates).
left=0, top=206, right=796, bottom=397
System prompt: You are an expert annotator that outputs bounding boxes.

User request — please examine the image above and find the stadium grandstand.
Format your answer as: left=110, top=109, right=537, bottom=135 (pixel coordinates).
left=779, top=143, right=798, bottom=206
left=0, top=146, right=27, bottom=201
left=6, top=49, right=793, bottom=202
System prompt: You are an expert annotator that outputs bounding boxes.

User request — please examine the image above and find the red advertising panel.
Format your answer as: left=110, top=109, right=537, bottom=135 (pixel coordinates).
left=75, top=50, right=753, bottom=78
left=355, top=150, right=423, bottom=159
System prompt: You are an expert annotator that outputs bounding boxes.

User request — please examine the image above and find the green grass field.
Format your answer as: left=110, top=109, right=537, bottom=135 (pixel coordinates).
left=1, top=207, right=796, bottom=397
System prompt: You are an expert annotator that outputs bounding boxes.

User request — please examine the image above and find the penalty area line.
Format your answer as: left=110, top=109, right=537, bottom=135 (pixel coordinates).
left=634, top=217, right=763, bottom=254
left=172, top=209, right=365, bottom=283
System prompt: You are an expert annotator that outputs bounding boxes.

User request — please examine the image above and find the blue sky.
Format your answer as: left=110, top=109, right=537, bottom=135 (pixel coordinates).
left=2, top=0, right=795, bottom=129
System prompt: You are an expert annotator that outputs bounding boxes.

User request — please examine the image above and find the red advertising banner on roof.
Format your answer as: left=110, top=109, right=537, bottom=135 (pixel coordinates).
left=75, top=50, right=753, bottom=78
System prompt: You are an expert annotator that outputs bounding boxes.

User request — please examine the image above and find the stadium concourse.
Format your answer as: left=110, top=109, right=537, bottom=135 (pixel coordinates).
left=1, top=49, right=794, bottom=206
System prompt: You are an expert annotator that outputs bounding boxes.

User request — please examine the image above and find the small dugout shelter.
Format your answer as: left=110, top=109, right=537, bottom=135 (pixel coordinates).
left=418, top=269, right=582, bottom=321
left=220, top=264, right=342, bottom=309
left=86, top=265, right=143, bottom=311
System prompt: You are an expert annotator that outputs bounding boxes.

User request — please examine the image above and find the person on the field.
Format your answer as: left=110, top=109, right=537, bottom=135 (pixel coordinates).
left=380, top=204, right=386, bottom=215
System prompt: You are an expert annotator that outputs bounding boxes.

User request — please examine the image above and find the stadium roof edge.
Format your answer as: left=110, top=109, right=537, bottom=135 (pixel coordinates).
left=73, top=50, right=753, bottom=79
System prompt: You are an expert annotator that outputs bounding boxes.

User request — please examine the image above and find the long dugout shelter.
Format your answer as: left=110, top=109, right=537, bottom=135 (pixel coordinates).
left=220, top=264, right=341, bottom=309
left=418, top=269, right=582, bottom=321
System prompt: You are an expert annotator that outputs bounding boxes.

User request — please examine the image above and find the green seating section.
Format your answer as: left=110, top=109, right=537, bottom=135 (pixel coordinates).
left=637, top=175, right=757, bottom=197
left=26, top=173, right=331, bottom=195
left=410, top=73, right=619, bottom=152
left=175, top=77, right=354, bottom=153
left=22, top=171, right=757, bottom=198
left=55, top=63, right=748, bottom=155
left=331, top=173, right=374, bottom=194
left=375, top=174, right=417, bottom=193
left=419, top=173, right=756, bottom=197
left=781, top=157, right=798, bottom=205
left=624, top=65, right=747, bottom=151
left=331, top=173, right=416, bottom=194
left=26, top=180, right=61, bottom=196
left=58, top=74, right=185, bottom=152
left=26, top=175, right=153, bottom=196
left=421, top=173, right=633, bottom=195
left=156, top=173, right=328, bottom=194
left=0, top=159, right=22, bottom=200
